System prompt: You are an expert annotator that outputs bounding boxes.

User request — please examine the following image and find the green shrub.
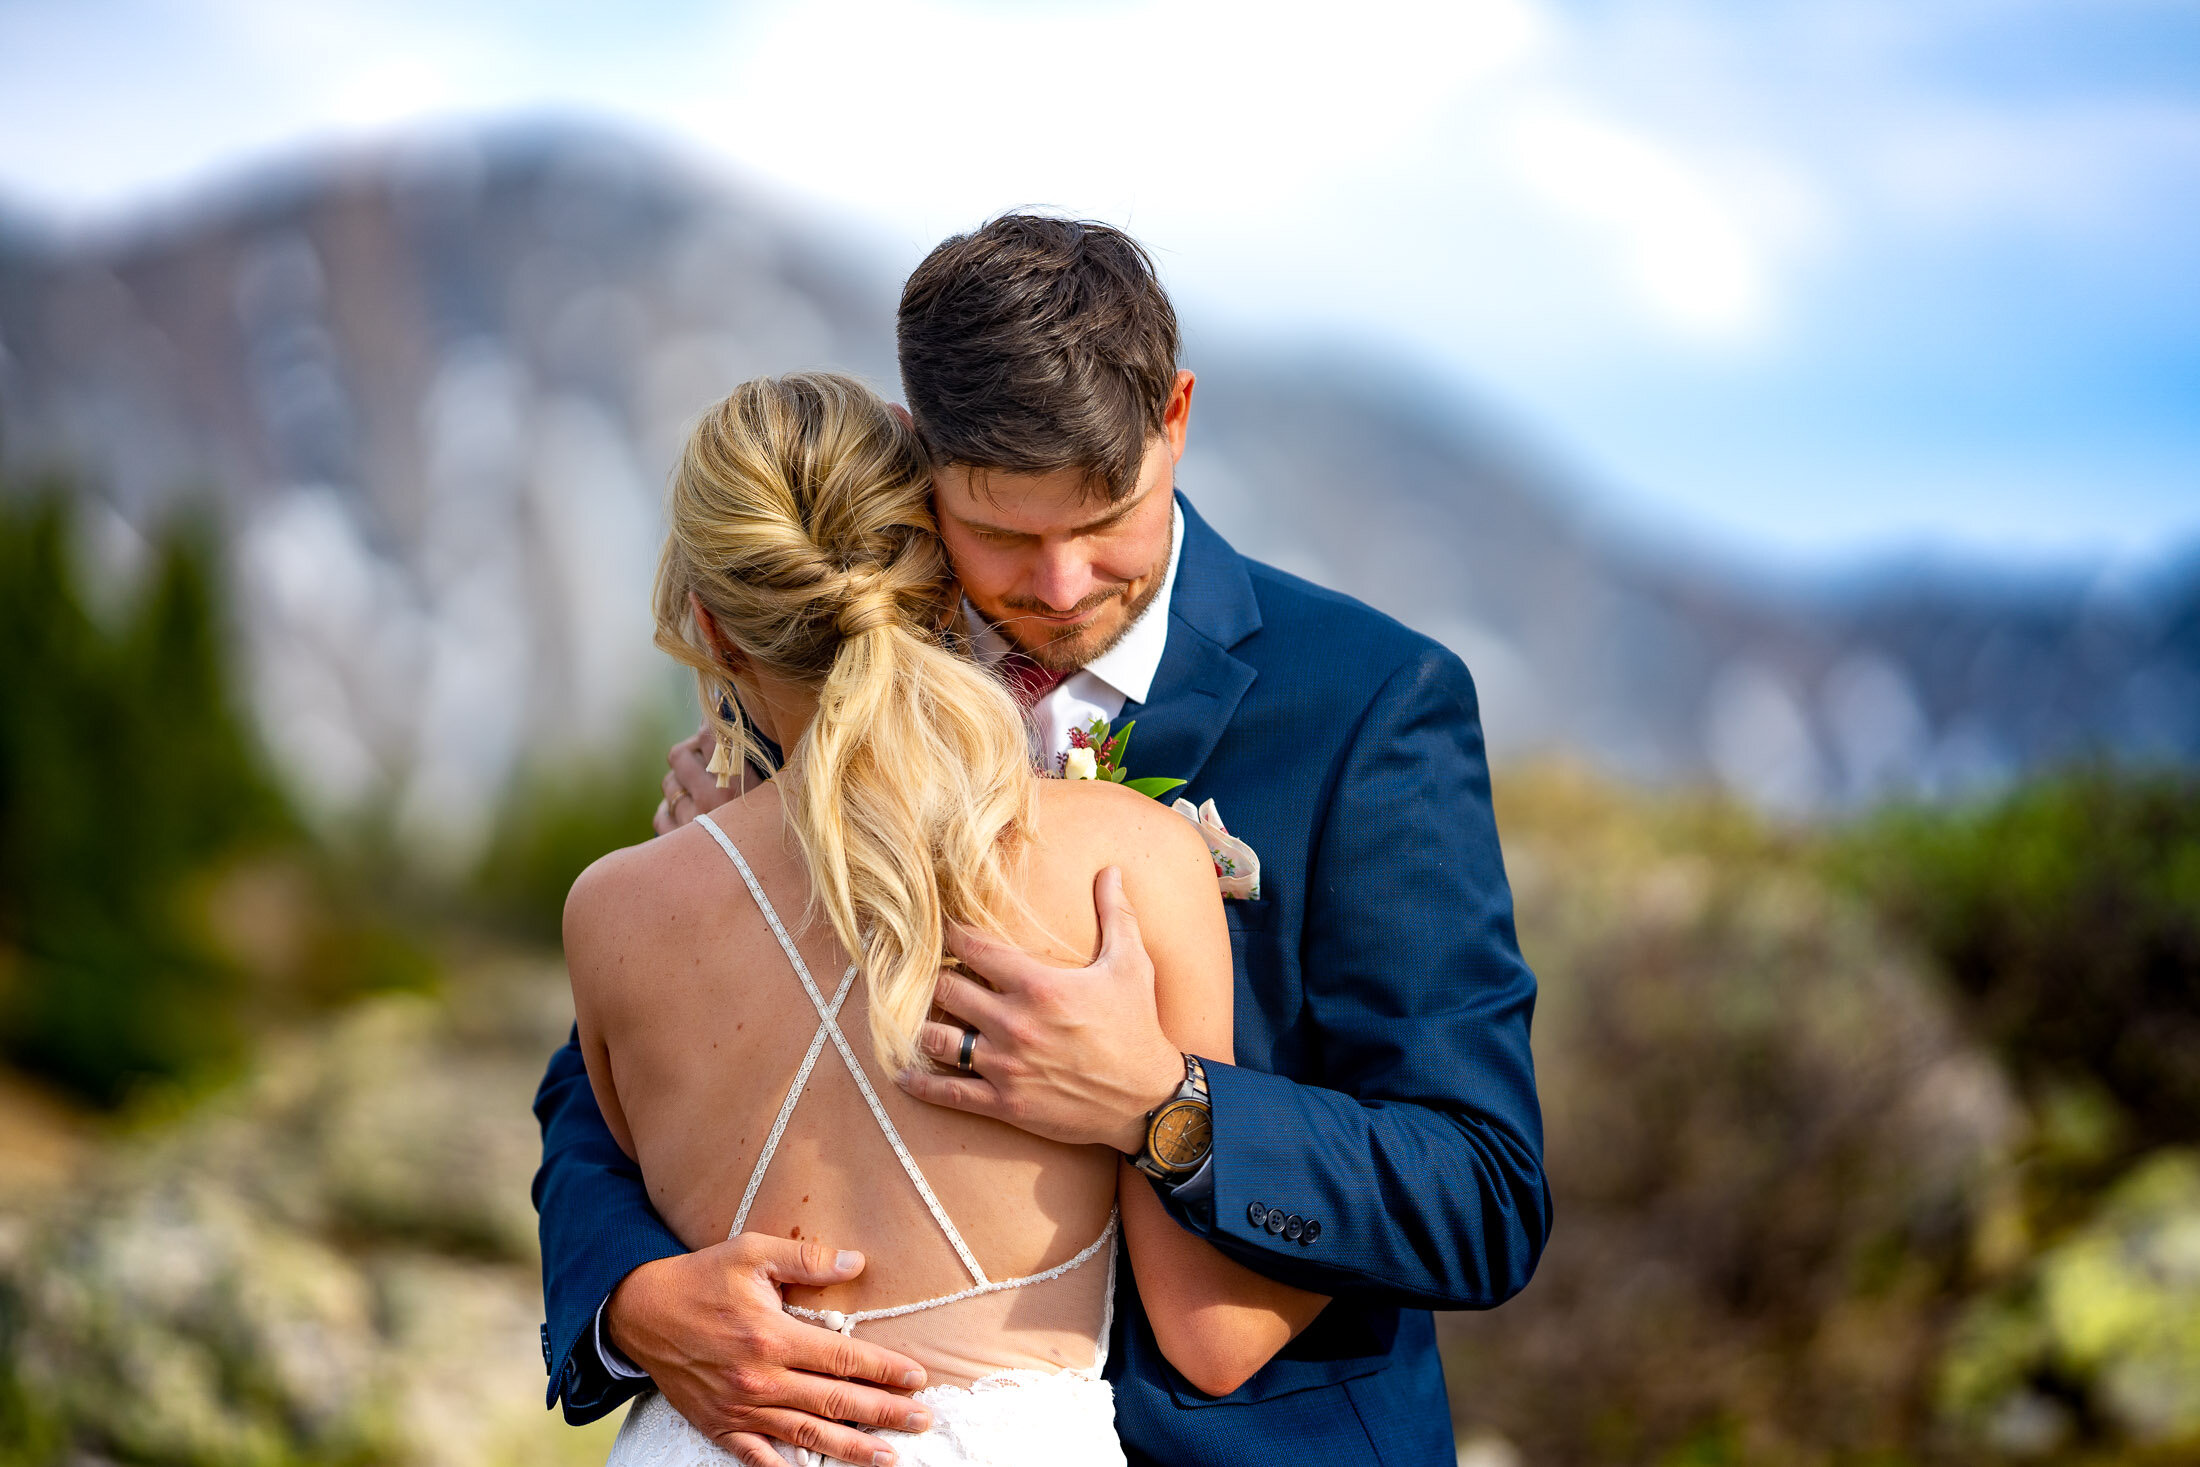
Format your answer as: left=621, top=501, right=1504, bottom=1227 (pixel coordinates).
left=0, top=487, right=291, bottom=1106
left=469, top=721, right=680, bottom=944
left=1834, top=768, right=2200, bottom=1154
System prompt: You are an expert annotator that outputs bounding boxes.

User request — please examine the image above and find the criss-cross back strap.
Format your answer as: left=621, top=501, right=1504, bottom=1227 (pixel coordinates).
left=783, top=1209, right=1118, bottom=1360
left=695, top=813, right=989, bottom=1287
left=725, top=959, right=856, bottom=1239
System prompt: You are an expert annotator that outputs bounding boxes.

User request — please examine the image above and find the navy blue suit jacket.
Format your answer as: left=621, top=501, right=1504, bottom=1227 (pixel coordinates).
left=533, top=496, right=1551, bottom=1465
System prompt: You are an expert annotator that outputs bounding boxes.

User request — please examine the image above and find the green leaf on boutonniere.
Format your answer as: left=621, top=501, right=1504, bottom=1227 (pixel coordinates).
left=1072, top=715, right=1183, bottom=800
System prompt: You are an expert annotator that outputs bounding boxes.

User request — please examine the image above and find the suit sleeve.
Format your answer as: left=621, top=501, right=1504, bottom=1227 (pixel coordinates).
left=1158, top=647, right=1551, bottom=1309
left=533, top=1025, right=686, bottom=1420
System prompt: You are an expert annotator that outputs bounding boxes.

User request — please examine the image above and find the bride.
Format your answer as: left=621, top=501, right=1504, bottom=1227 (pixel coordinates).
left=563, top=372, right=1327, bottom=1465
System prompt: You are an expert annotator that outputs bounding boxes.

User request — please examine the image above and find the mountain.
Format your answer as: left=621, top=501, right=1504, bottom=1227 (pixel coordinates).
left=1183, top=359, right=2200, bottom=807
left=0, top=126, right=898, bottom=858
left=2, top=123, right=2193, bottom=856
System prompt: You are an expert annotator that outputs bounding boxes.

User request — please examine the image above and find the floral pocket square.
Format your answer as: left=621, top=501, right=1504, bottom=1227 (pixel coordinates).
left=1171, top=797, right=1262, bottom=900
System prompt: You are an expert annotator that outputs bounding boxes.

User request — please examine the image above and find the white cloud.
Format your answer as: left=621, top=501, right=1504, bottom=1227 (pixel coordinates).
left=679, top=0, right=1553, bottom=217
left=1504, top=99, right=1772, bottom=338
left=1, top=0, right=2193, bottom=556
left=0, top=0, right=1818, bottom=349
left=648, top=0, right=1838, bottom=351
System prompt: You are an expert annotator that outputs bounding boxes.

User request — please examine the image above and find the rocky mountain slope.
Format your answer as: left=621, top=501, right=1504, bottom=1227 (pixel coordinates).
left=0, top=961, right=622, bottom=1466
left=2, top=123, right=2192, bottom=852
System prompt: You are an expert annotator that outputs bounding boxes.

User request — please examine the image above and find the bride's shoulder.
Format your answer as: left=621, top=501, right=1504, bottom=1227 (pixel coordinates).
left=1025, top=779, right=1228, bottom=977
left=561, top=816, right=727, bottom=952
left=1030, top=777, right=1212, bottom=883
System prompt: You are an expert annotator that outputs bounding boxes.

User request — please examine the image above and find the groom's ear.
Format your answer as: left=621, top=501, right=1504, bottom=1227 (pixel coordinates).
left=888, top=402, right=916, bottom=432
left=1162, top=370, right=1196, bottom=460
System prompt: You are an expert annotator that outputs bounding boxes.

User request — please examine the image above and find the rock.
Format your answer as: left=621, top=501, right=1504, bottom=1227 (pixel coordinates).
left=0, top=972, right=622, bottom=1465
left=15, top=1175, right=384, bottom=1463
left=307, top=998, right=544, bottom=1260
left=1943, top=1148, right=2200, bottom=1450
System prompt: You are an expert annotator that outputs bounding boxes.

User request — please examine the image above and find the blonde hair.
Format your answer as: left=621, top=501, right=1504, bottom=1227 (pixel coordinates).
left=654, top=372, right=1034, bottom=1073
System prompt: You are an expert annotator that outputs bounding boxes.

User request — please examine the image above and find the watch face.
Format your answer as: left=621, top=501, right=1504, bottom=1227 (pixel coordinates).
left=1149, top=1099, right=1213, bottom=1170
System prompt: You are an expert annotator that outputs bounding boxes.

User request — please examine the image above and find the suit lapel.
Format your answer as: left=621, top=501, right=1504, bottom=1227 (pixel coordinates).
left=1120, top=496, right=1261, bottom=790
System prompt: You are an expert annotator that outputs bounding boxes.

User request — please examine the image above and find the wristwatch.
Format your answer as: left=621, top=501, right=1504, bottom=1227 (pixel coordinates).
left=1131, top=1055, right=1212, bottom=1183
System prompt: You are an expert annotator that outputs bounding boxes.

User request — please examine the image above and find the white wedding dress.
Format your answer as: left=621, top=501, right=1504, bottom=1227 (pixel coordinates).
left=606, top=815, right=1126, bottom=1467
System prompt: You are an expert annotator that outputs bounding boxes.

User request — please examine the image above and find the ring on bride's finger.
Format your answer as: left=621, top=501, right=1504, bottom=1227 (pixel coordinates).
left=957, top=1027, right=980, bottom=1075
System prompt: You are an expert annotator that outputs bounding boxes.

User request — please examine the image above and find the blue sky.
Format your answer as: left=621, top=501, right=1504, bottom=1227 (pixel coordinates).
left=1, top=0, right=2193, bottom=564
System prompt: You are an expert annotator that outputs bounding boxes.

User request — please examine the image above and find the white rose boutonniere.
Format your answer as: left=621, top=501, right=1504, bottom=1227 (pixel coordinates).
left=1046, top=718, right=1259, bottom=900
left=1051, top=718, right=1186, bottom=799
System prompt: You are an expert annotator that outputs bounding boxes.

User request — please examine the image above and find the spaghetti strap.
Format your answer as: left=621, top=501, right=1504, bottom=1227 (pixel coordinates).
left=693, top=811, right=1117, bottom=1351
left=695, top=814, right=992, bottom=1277
left=725, top=958, right=855, bottom=1238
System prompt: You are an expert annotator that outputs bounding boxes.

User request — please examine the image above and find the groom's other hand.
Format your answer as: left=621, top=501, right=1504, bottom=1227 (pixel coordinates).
left=604, top=1236, right=931, bottom=1467
left=900, top=866, right=1184, bottom=1155
left=653, top=725, right=744, bottom=835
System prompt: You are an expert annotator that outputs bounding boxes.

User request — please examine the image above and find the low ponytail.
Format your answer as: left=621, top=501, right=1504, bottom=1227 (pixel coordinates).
left=654, top=373, right=1035, bottom=1073
left=791, top=616, right=1033, bottom=1071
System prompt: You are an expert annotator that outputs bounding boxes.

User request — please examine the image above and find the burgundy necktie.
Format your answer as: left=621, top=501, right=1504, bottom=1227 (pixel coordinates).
left=997, top=652, right=1067, bottom=711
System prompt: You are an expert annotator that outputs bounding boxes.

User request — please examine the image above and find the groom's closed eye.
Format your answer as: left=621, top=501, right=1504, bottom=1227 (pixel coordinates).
left=951, top=494, right=1148, bottom=545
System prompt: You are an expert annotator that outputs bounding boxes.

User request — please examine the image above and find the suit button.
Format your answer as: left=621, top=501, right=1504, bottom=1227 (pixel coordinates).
left=1265, top=1209, right=1288, bottom=1235
left=1247, top=1202, right=1268, bottom=1228
left=1283, top=1214, right=1305, bottom=1241
left=1300, top=1219, right=1321, bottom=1245
left=540, top=1323, right=553, bottom=1372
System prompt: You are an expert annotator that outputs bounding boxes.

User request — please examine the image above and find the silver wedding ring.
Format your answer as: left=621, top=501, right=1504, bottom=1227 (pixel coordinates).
left=957, top=1027, right=980, bottom=1076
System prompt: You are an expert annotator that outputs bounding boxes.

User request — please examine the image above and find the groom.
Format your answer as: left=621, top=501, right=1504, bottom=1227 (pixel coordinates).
left=534, top=216, right=1550, bottom=1466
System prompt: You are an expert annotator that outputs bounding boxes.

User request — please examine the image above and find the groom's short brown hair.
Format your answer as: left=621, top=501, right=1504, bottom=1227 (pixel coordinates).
left=898, top=215, right=1180, bottom=502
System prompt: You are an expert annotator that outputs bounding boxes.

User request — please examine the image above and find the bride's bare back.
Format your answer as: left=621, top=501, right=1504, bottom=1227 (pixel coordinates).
left=566, top=775, right=1225, bottom=1389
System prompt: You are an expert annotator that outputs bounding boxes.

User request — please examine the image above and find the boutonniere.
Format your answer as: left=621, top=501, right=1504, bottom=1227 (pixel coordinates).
left=1057, top=716, right=1187, bottom=798
left=1057, top=718, right=1261, bottom=900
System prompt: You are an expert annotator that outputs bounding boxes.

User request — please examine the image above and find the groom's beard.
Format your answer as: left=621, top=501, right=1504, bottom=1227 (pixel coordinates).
left=993, top=559, right=1168, bottom=675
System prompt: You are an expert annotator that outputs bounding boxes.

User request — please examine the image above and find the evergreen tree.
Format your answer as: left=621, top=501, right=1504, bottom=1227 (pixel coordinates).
left=0, top=485, right=290, bottom=1106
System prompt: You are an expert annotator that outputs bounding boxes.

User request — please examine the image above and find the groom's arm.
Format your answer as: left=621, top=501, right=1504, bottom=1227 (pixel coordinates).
left=1157, top=647, right=1550, bottom=1308
left=532, top=1028, right=684, bottom=1419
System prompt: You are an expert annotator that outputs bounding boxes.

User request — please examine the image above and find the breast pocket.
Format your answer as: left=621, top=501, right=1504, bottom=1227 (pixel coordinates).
left=1223, top=897, right=1281, bottom=991
left=1223, top=896, right=1277, bottom=935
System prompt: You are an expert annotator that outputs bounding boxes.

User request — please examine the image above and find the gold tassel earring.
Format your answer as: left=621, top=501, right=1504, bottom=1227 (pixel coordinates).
left=705, top=738, right=735, bottom=788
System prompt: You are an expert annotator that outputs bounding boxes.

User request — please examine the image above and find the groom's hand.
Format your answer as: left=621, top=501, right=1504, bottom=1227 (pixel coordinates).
left=653, top=725, right=745, bottom=835
left=898, top=867, right=1182, bottom=1154
left=604, top=1235, right=931, bottom=1467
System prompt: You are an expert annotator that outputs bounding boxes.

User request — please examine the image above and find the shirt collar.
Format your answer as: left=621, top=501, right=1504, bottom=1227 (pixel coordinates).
left=963, top=497, right=1184, bottom=705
